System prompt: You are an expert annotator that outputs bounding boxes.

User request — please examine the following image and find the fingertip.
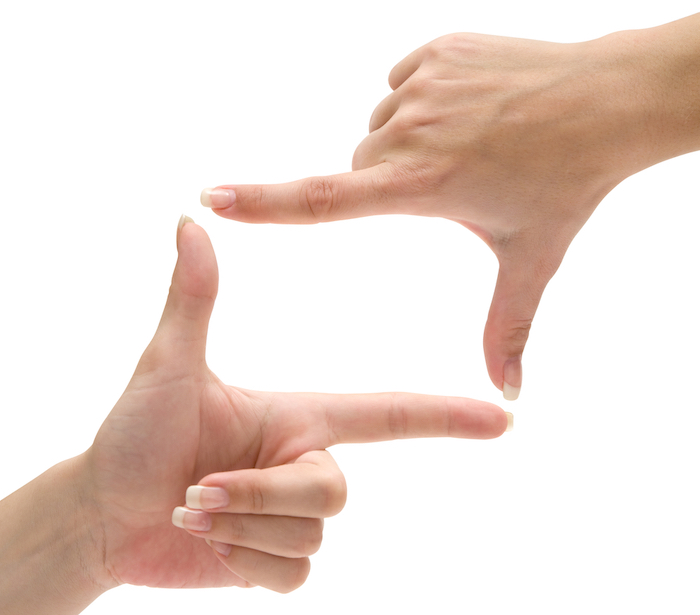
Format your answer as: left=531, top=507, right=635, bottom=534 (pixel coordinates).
left=488, top=408, right=513, bottom=438
left=445, top=397, right=512, bottom=440
left=210, top=541, right=233, bottom=557
left=167, top=216, right=219, bottom=320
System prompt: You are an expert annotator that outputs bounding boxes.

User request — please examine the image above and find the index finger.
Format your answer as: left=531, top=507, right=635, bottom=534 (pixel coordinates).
left=279, top=391, right=513, bottom=450
left=202, top=164, right=401, bottom=224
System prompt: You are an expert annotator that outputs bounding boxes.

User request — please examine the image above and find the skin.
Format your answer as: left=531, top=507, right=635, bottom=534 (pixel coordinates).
left=0, top=219, right=509, bottom=615
left=203, top=14, right=700, bottom=399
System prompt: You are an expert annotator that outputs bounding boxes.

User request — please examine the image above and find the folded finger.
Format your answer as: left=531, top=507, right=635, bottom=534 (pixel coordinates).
left=173, top=508, right=324, bottom=558
left=369, top=89, right=402, bottom=133
left=213, top=545, right=311, bottom=594
left=185, top=450, right=346, bottom=518
left=388, top=44, right=427, bottom=90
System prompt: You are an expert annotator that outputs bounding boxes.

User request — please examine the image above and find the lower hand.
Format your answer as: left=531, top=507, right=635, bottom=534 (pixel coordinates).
left=82, top=217, right=510, bottom=594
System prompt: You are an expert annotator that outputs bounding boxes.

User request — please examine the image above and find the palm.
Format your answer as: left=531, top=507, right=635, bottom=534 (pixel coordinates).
left=90, top=362, right=259, bottom=587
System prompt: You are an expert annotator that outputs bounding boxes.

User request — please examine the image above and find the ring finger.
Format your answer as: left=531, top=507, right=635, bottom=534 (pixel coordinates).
left=173, top=508, right=324, bottom=558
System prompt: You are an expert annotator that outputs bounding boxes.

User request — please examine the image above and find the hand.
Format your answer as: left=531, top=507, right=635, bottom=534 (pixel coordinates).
left=202, top=16, right=700, bottom=399
left=82, top=217, right=510, bottom=594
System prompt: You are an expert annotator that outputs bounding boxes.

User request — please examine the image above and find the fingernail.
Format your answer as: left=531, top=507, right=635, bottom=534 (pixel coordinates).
left=505, top=412, right=514, bottom=432
left=177, top=214, right=194, bottom=247
left=186, top=485, right=229, bottom=510
left=503, top=356, right=522, bottom=401
left=171, top=506, right=212, bottom=532
left=201, top=187, right=236, bottom=209
left=210, top=541, right=233, bottom=557
left=178, top=214, right=194, bottom=232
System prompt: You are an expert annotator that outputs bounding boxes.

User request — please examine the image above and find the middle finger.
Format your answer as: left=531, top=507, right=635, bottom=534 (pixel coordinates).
left=173, top=508, right=324, bottom=558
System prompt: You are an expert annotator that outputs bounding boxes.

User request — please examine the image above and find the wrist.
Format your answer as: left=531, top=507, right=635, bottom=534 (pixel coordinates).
left=593, top=15, right=700, bottom=175
left=0, top=453, right=117, bottom=615
left=70, top=451, right=121, bottom=593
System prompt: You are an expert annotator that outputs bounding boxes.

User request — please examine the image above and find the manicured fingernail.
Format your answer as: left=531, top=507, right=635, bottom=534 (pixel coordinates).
left=505, top=412, right=514, bottom=432
left=178, top=214, right=194, bottom=232
left=186, top=485, right=229, bottom=510
left=171, top=506, right=212, bottom=532
left=210, top=541, right=233, bottom=557
left=503, top=357, right=522, bottom=401
left=201, top=187, right=236, bottom=209
left=177, top=214, right=194, bottom=247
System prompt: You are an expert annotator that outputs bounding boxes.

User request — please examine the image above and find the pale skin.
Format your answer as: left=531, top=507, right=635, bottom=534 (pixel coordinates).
left=0, top=219, right=510, bottom=615
left=202, top=13, right=700, bottom=400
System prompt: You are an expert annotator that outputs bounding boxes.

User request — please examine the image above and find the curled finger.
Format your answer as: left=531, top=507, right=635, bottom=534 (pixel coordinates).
left=185, top=450, right=347, bottom=518
left=172, top=508, right=324, bottom=558
left=212, top=544, right=311, bottom=594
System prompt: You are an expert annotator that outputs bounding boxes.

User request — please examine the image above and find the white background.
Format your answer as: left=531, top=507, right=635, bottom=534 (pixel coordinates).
left=1, top=1, right=698, bottom=613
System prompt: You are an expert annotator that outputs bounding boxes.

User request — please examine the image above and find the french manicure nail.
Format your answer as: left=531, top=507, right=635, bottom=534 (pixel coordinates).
left=210, top=541, right=233, bottom=557
left=177, top=214, right=194, bottom=247
left=505, top=412, right=514, bottom=432
left=201, top=187, right=236, bottom=209
left=503, top=383, right=520, bottom=401
left=171, top=506, right=212, bottom=532
left=178, top=214, right=194, bottom=231
left=503, top=356, right=522, bottom=401
left=186, top=485, right=229, bottom=510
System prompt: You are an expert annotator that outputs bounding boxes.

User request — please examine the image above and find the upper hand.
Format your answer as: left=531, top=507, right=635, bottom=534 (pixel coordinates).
left=202, top=31, right=661, bottom=398
left=83, top=218, right=510, bottom=594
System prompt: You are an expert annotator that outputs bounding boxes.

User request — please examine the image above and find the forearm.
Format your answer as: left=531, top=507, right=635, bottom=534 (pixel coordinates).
left=604, top=14, right=700, bottom=173
left=0, top=454, right=115, bottom=615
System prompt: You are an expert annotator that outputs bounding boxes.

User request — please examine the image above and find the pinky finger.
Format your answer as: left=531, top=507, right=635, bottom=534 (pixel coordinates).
left=211, top=543, right=311, bottom=594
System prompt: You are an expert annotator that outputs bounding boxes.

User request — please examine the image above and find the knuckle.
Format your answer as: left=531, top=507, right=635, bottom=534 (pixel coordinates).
left=238, top=184, right=265, bottom=222
left=278, top=558, right=311, bottom=594
left=402, top=72, right=437, bottom=100
left=300, top=176, right=337, bottom=220
left=226, top=514, right=247, bottom=541
left=430, top=32, right=479, bottom=60
left=295, top=519, right=324, bottom=556
left=387, top=107, right=421, bottom=133
left=505, top=320, right=532, bottom=352
left=442, top=395, right=459, bottom=437
left=252, top=184, right=264, bottom=210
left=387, top=392, right=410, bottom=439
left=316, top=470, right=347, bottom=517
left=392, top=156, right=443, bottom=199
left=245, top=480, right=266, bottom=514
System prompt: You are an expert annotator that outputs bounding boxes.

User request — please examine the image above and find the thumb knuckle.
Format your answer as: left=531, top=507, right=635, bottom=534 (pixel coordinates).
left=504, top=319, right=532, bottom=353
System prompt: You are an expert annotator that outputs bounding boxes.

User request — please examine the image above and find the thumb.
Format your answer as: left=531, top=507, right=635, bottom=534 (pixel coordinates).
left=140, top=216, right=219, bottom=371
left=484, top=258, right=556, bottom=401
left=200, top=164, right=402, bottom=224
